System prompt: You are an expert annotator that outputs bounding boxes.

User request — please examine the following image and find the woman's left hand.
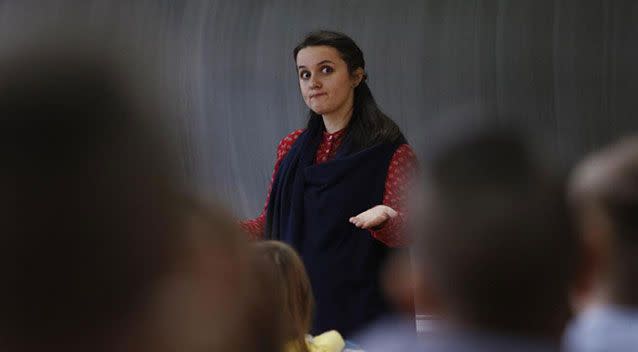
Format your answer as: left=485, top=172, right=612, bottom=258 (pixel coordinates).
left=349, top=205, right=398, bottom=230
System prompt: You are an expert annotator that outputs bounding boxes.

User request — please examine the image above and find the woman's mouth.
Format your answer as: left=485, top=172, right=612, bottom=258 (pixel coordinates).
left=309, top=93, right=327, bottom=99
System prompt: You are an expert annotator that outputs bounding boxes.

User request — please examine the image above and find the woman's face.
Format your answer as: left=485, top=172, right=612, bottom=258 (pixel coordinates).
left=296, top=45, right=362, bottom=116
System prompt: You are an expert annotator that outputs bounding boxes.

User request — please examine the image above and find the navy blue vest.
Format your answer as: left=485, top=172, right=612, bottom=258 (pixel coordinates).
left=266, top=123, right=403, bottom=337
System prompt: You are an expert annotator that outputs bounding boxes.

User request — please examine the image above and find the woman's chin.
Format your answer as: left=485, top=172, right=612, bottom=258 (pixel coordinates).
left=310, top=107, right=327, bottom=115
left=310, top=104, right=338, bottom=116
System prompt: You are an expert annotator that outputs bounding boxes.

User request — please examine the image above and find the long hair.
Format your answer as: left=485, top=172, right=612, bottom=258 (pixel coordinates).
left=252, top=241, right=314, bottom=352
left=293, top=30, right=405, bottom=153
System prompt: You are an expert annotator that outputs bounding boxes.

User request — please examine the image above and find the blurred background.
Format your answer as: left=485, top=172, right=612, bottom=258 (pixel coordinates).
left=2, top=0, right=637, bottom=219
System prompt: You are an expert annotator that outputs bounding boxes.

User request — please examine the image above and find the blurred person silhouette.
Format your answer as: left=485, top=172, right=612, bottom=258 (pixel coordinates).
left=401, top=121, right=580, bottom=352
left=182, top=199, right=286, bottom=352
left=0, top=37, right=279, bottom=352
left=564, top=136, right=638, bottom=352
left=252, top=240, right=366, bottom=352
left=351, top=249, right=420, bottom=352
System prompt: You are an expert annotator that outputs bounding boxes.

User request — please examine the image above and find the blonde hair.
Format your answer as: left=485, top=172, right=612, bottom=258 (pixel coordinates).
left=252, top=241, right=314, bottom=352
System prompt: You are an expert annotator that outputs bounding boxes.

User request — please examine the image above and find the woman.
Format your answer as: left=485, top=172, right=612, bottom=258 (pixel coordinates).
left=241, top=30, right=418, bottom=337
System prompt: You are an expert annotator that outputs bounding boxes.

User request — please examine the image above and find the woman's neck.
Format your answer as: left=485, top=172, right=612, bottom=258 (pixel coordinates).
left=322, top=104, right=353, bottom=133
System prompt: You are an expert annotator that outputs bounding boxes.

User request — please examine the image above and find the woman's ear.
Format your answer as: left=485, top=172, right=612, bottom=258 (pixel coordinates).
left=352, top=68, right=365, bottom=88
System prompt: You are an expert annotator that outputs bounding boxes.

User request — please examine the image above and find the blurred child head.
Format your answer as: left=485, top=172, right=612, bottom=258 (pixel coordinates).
left=0, top=35, right=276, bottom=352
left=252, top=241, right=314, bottom=352
left=414, top=123, right=579, bottom=340
left=569, top=136, right=638, bottom=308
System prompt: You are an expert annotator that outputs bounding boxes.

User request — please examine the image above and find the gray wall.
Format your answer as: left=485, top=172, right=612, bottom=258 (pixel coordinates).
left=1, top=0, right=637, bottom=218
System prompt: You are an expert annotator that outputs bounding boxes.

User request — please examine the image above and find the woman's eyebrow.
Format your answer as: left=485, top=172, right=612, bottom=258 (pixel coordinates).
left=297, top=60, right=335, bottom=70
left=316, top=60, right=335, bottom=65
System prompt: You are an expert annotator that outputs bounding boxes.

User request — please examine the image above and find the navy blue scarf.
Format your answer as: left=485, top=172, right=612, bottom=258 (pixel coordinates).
left=266, top=120, right=404, bottom=337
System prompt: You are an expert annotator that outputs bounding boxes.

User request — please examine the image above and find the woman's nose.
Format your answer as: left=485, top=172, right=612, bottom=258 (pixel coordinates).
left=309, top=77, right=321, bottom=89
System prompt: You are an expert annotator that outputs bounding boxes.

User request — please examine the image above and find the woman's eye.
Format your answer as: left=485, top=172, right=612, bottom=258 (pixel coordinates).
left=300, top=71, right=311, bottom=80
left=321, top=66, right=334, bottom=74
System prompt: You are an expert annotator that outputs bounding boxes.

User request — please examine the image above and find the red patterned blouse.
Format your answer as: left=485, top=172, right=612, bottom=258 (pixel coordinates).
left=240, top=128, right=418, bottom=248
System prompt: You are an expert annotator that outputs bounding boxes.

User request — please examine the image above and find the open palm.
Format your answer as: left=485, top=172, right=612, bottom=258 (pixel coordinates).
left=349, top=205, right=398, bottom=230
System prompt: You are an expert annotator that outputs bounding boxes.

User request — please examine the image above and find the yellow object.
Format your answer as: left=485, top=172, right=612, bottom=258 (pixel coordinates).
left=286, top=330, right=345, bottom=352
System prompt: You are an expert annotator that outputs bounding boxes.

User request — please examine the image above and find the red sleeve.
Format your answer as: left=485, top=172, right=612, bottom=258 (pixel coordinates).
left=369, top=144, right=419, bottom=248
left=239, top=129, right=304, bottom=240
